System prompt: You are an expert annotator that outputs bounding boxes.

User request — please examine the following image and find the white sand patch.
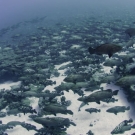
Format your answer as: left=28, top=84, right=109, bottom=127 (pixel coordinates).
left=0, top=81, right=21, bottom=90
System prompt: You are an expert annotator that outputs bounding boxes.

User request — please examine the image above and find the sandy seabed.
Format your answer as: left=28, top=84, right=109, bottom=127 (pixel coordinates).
left=0, top=62, right=135, bottom=135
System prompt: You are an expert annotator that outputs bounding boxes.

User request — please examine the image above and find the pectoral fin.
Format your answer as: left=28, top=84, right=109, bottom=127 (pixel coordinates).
left=108, top=52, right=113, bottom=58
left=53, top=113, right=56, bottom=116
left=96, top=101, right=100, bottom=104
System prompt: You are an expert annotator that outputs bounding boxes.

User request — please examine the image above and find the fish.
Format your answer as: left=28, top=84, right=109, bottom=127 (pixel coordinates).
left=117, top=53, right=135, bottom=63
left=116, top=75, right=135, bottom=87
left=77, top=89, right=119, bottom=104
left=43, top=103, right=73, bottom=116
left=21, top=122, right=37, bottom=131
left=64, top=74, right=87, bottom=83
left=85, top=108, right=100, bottom=114
left=125, top=62, right=135, bottom=74
left=111, top=118, right=133, bottom=134
left=24, top=91, right=61, bottom=101
left=7, top=121, right=22, bottom=127
left=18, top=105, right=37, bottom=115
left=106, top=106, right=130, bottom=115
left=33, top=117, right=76, bottom=128
left=111, top=124, right=135, bottom=134
left=124, top=39, right=134, bottom=48
left=103, top=58, right=122, bottom=67
left=55, top=82, right=75, bottom=92
left=0, top=112, right=6, bottom=117
left=7, top=109, right=22, bottom=116
left=101, top=75, right=119, bottom=84
left=125, top=28, right=135, bottom=37
left=88, top=43, right=122, bottom=58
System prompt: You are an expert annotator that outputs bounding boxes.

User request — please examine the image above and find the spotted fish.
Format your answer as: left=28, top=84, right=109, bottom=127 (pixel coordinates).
left=106, top=106, right=130, bottom=115
left=111, top=118, right=133, bottom=134
left=85, top=108, right=100, bottom=114
left=78, top=89, right=119, bottom=104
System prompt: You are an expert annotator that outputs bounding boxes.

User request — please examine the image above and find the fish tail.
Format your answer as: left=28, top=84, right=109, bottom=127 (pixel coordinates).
left=88, top=47, right=95, bottom=54
left=113, top=90, right=119, bottom=95
left=128, top=118, right=133, bottom=123
left=70, top=121, right=76, bottom=126
left=67, top=110, right=73, bottom=115
left=126, top=106, right=130, bottom=110
left=132, top=124, right=135, bottom=128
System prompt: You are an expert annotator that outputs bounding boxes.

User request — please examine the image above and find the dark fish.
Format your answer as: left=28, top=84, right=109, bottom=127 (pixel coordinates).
left=125, top=28, right=135, bottom=37
left=85, top=108, right=100, bottom=114
left=88, top=43, right=122, bottom=58
left=106, top=106, right=130, bottom=115
left=78, top=89, right=119, bottom=104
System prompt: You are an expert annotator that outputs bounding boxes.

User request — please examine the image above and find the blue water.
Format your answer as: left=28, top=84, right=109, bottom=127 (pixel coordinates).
left=0, top=0, right=135, bottom=44
left=0, top=0, right=135, bottom=29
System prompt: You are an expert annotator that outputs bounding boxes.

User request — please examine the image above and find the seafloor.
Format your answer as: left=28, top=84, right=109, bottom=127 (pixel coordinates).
left=0, top=15, right=135, bottom=135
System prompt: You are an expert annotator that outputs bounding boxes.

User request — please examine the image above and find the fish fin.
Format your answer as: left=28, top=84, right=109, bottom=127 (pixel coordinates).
left=128, top=118, right=133, bottom=123
left=67, top=110, right=73, bottom=115
left=113, top=90, right=119, bottom=95
left=88, top=47, right=95, bottom=54
left=127, top=106, right=130, bottom=110
left=128, top=33, right=132, bottom=37
left=53, top=113, right=56, bottom=116
left=85, top=102, right=89, bottom=105
left=132, top=124, right=135, bottom=128
left=33, top=109, right=37, bottom=114
left=73, top=80, right=77, bottom=84
left=114, top=112, right=117, bottom=115
left=108, top=52, right=113, bottom=58
left=70, top=122, right=76, bottom=126
left=96, top=101, right=100, bottom=104
left=100, top=87, right=104, bottom=91
left=98, top=109, right=101, bottom=112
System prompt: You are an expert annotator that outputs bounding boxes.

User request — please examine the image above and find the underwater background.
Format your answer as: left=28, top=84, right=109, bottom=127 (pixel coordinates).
left=0, top=0, right=135, bottom=135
